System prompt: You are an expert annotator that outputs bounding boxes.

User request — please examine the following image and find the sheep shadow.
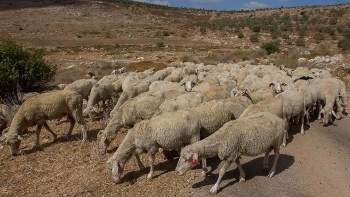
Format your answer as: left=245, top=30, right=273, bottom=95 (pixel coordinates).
left=19, top=128, right=100, bottom=155
left=191, top=154, right=294, bottom=192
left=119, top=156, right=179, bottom=184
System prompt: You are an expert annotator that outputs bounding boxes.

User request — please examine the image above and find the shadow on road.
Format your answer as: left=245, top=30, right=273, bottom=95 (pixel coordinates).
left=191, top=154, right=294, bottom=192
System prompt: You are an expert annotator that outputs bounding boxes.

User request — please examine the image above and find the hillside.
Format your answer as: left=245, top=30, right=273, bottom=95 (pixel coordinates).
left=1, top=1, right=349, bottom=84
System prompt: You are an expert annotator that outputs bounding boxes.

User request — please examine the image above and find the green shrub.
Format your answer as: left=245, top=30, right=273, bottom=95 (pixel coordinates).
left=156, top=41, right=165, bottom=47
left=338, top=38, right=350, bottom=50
left=261, top=42, right=280, bottom=55
left=162, top=31, right=170, bottom=36
left=238, top=32, right=244, bottom=38
left=295, top=38, right=305, bottom=46
left=314, top=33, right=324, bottom=42
left=0, top=38, right=56, bottom=95
left=282, top=33, right=290, bottom=40
left=249, top=33, right=259, bottom=42
left=252, top=25, right=261, bottom=32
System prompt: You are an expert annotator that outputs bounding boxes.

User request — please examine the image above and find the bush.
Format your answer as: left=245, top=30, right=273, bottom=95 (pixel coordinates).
left=295, top=38, right=305, bottom=46
left=261, top=42, right=280, bottom=55
left=252, top=25, right=261, bottom=32
left=156, top=41, right=165, bottom=47
left=249, top=33, right=259, bottom=42
left=238, top=32, right=244, bottom=38
left=338, top=38, right=350, bottom=50
left=314, top=33, right=324, bottom=42
left=0, top=38, right=56, bottom=95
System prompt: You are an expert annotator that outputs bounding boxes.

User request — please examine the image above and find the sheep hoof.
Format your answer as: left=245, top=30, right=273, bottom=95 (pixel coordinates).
left=267, top=172, right=275, bottom=178
left=201, top=171, right=207, bottom=177
left=281, top=143, right=286, bottom=147
left=147, top=174, right=153, bottom=180
left=239, top=178, right=246, bottom=183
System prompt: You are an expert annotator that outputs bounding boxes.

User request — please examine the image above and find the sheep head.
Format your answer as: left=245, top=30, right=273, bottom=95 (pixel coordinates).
left=175, top=151, right=199, bottom=176
left=97, top=130, right=111, bottom=155
left=0, top=132, right=22, bottom=156
left=107, top=157, right=125, bottom=184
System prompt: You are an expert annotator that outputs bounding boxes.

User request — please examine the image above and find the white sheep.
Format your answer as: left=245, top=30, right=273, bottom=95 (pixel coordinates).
left=106, top=110, right=204, bottom=183
left=152, top=92, right=205, bottom=117
left=175, top=112, right=285, bottom=194
left=113, top=75, right=159, bottom=112
left=240, top=88, right=306, bottom=147
left=188, top=96, right=253, bottom=138
left=98, top=91, right=168, bottom=154
left=0, top=90, right=87, bottom=156
left=64, top=72, right=98, bottom=101
left=83, top=77, right=116, bottom=119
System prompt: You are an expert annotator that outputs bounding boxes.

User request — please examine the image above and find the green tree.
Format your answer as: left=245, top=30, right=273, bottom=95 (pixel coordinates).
left=0, top=38, right=56, bottom=95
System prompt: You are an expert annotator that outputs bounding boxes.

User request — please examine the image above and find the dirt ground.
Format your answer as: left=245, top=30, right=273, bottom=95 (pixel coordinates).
left=1, top=1, right=350, bottom=197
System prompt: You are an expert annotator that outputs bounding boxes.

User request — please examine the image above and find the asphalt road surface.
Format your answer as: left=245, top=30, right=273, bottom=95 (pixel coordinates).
left=178, top=115, right=350, bottom=197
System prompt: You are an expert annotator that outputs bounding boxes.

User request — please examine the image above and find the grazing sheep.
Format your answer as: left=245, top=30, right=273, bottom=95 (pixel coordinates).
left=106, top=110, right=203, bottom=183
left=152, top=92, right=205, bottom=117
left=175, top=112, right=285, bottom=194
left=188, top=96, right=252, bottom=139
left=240, top=88, right=306, bottom=147
left=0, top=90, right=87, bottom=156
left=83, top=77, right=116, bottom=119
left=64, top=72, right=98, bottom=101
left=201, top=84, right=231, bottom=101
left=113, top=75, right=158, bottom=112
left=99, top=90, right=183, bottom=155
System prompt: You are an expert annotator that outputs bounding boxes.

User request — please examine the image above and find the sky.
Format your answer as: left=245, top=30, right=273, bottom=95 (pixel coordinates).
left=132, top=0, right=350, bottom=11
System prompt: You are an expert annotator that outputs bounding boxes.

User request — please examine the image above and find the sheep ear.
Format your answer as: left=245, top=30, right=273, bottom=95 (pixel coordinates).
left=17, top=135, right=24, bottom=141
left=191, top=153, right=199, bottom=167
left=282, top=83, right=287, bottom=86
left=180, top=82, right=185, bottom=86
left=269, top=83, right=274, bottom=87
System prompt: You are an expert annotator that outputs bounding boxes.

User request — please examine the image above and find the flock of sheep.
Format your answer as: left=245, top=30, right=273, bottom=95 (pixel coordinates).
left=0, top=61, right=347, bottom=194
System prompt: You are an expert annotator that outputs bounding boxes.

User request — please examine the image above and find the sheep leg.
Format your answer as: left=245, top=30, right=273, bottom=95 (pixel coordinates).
left=43, top=122, right=57, bottom=141
left=267, top=147, right=280, bottom=178
left=33, top=125, right=43, bottom=148
left=300, top=108, right=305, bottom=135
left=234, top=157, right=245, bottom=183
left=201, top=158, right=208, bottom=177
left=66, top=116, right=76, bottom=139
left=209, top=160, right=232, bottom=195
left=147, top=153, right=156, bottom=180
left=134, top=154, right=145, bottom=170
left=263, top=147, right=273, bottom=171
left=282, top=118, right=289, bottom=147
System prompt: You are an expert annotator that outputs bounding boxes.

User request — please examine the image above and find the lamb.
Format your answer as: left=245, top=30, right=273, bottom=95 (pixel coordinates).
left=0, top=90, right=87, bottom=156
left=106, top=110, right=204, bottom=183
left=175, top=112, right=285, bottom=194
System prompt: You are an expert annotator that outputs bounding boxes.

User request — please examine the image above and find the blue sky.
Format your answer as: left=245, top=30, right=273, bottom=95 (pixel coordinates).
left=132, top=0, right=350, bottom=11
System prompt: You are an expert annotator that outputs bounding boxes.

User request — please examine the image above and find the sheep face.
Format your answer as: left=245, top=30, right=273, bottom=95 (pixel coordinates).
left=181, top=81, right=196, bottom=92
left=108, top=160, right=124, bottom=184
left=97, top=131, right=111, bottom=155
left=175, top=152, right=198, bottom=176
left=2, top=135, right=21, bottom=156
left=269, top=81, right=286, bottom=94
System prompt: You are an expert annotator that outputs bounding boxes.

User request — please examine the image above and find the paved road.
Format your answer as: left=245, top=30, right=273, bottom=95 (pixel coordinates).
left=179, top=116, right=350, bottom=197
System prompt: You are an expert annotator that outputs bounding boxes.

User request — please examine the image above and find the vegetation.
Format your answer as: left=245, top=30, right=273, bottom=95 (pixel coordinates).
left=0, top=38, right=56, bottom=96
left=261, top=42, right=280, bottom=55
